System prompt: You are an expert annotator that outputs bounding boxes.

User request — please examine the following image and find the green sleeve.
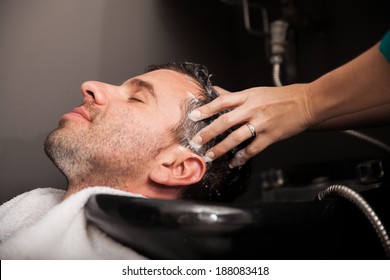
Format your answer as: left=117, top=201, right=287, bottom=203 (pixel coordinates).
left=379, top=30, right=390, bottom=63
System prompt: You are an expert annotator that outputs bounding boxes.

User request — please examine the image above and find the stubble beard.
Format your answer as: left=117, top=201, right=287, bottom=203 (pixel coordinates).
left=44, top=115, right=167, bottom=189
left=44, top=118, right=99, bottom=186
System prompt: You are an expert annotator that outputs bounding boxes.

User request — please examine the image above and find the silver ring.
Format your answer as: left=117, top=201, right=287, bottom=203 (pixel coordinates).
left=245, top=123, right=257, bottom=138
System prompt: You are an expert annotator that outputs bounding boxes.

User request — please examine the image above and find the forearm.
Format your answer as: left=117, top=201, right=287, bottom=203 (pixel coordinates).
left=313, top=103, right=390, bottom=130
left=306, top=42, right=390, bottom=128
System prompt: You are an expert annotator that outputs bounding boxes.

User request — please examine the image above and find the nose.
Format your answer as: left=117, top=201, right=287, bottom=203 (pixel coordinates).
left=81, top=81, right=107, bottom=105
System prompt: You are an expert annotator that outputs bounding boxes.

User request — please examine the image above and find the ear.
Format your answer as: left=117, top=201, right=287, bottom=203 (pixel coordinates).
left=149, top=145, right=206, bottom=187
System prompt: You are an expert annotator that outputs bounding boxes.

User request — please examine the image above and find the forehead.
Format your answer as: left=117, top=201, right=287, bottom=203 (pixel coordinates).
left=135, top=69, right=202, bottom=100
left=131, top=69, right=202, bottom=124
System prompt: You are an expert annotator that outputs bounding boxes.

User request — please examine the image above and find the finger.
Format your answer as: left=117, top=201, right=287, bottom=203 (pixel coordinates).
left=203, top=123, right=256, bottom=161
left=213, top=86, right=231, bottom=95
left=188, top=92, right=246, bottom=122
left=228, top=136, right=272, bottom=168
left=191, top=106, right=251, bottom=147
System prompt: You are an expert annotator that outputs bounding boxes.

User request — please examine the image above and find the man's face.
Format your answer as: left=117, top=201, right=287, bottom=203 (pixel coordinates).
left=45, top=69, right=201, bottom=190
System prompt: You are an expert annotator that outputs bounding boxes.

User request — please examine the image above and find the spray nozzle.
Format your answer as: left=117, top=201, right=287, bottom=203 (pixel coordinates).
left=270, top=20, right=289, bottom=63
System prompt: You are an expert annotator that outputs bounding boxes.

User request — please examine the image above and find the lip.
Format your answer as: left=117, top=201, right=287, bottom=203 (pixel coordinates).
left=73, top=107, right=91, bottom=122
left=62, top=107, right=92, bottom=122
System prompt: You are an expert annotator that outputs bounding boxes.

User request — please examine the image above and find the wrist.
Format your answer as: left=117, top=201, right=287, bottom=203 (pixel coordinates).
left=285, top=83, right=316, bottom=130
left=305, top=72, right=343, bottom=128
left=300, top=82, right=317, bottom=128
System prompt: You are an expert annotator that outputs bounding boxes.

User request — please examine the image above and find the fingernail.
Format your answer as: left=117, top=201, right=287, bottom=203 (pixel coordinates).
left=189, top=136, right=202, bottom=151
left=202, top=155, right=213, bottom=163
left=191, top=135, right=202, bottom=145
left=229, top=159, right=244, bottom=169
left=205, top=151, right=215, bottom=160
left=229, top=150, right=246, bottom=168
left=187, top=91, right=198, bottom=101
left=188, top=110, right=201, bottom=121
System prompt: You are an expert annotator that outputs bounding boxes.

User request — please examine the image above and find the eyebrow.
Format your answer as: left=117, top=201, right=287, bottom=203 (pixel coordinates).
left=122, top=78, right=157, bottom=99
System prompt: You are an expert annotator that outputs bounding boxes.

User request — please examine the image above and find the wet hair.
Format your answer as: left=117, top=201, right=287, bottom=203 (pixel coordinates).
left=147, top=62, right=251, bottom=202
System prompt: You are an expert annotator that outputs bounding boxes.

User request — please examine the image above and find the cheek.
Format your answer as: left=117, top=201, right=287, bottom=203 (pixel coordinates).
left=94, top=107, right=170, bottom=150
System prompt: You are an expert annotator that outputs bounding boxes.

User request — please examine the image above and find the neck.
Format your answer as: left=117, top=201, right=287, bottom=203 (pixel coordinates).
left=62, top=174, right=141, bottom=200
left=62, top=177, right=181, bottom=200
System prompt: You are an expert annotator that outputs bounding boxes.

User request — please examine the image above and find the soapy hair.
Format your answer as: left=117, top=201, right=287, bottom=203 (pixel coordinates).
left=147, top=62, right=250, bottom=202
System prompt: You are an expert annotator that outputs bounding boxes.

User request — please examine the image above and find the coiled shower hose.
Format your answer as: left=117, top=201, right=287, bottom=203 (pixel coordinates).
left=318, top=185, right=390, bottom=259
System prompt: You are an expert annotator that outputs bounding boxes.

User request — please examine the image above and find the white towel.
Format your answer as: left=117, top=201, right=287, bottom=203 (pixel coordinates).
left=0, top=186, right=148, bottom=259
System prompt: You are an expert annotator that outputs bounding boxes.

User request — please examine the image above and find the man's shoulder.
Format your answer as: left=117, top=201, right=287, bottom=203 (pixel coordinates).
left=0, top=188, right=65, bottom=213
left=0, top=188, right=65, bottom=242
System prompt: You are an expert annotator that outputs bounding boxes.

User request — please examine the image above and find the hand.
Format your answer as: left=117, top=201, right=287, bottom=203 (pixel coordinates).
left=189, top=84, right=313, bottom=168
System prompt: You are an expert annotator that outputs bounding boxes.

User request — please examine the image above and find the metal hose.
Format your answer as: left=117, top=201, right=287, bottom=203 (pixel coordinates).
left=272, top=63, right=283, bottom=87
left=318, top=185, right=390, bottom=259
left=343, top=130, right=390, bottom=154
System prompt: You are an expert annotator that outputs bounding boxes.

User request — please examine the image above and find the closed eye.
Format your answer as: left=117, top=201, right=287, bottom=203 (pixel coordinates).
left=121, top=78, right=157, bottom=105
left=128, top=97, right=143, bottom=102
left=128, top=92, right=145, bottom=103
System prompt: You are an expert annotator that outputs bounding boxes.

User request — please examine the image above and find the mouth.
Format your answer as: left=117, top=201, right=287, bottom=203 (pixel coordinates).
left=62, top=106, right=92, bottom=122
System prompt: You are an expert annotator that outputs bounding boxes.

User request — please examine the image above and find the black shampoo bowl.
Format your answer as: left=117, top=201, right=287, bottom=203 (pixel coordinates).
left=86, top=186, right=389, bottom=259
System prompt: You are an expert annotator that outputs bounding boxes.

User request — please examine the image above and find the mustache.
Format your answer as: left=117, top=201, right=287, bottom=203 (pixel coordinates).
left=79, top=101, right=101, bottom=121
